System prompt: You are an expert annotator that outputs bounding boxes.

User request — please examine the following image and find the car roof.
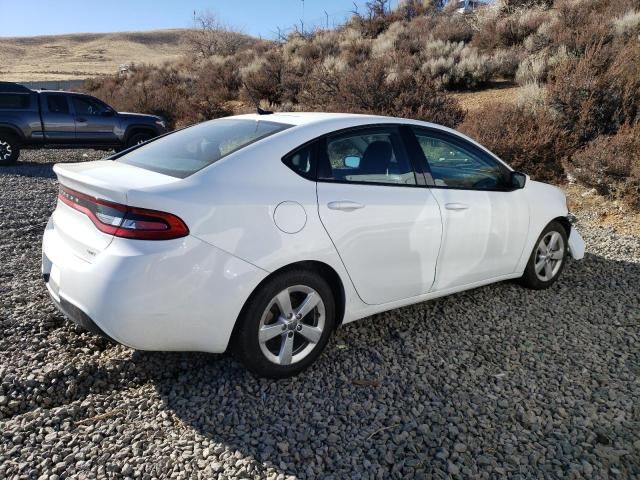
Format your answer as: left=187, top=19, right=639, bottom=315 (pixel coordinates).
left=226, top=112, right=512, bottom=171
left=232, top=111, right=421, bottom=127
left=230, top=111, right=466, bottom=141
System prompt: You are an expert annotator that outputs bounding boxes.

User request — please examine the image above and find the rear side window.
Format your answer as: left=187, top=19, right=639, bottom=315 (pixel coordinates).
left=118, top=118, right=292, bottom=178
left=282, top=142, right=316, bottom=180
left=47, top=95, right=69, bottom=114
left=0, top=93, right=31, bottom=109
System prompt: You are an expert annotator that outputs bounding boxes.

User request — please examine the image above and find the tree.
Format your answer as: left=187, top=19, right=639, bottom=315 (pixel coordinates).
left=186, top=11, right=248, bottom=58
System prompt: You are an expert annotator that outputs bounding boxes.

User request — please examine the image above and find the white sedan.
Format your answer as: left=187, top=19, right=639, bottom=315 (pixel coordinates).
left=42, top=112, right=585, bottom=378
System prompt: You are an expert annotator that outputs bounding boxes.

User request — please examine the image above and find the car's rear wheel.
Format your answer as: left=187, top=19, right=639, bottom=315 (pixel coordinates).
left=233, top=270, right=335, bottom=378
left=0, top=133, right=20, bottom=165
left=520, top=220, right=568, bottom=289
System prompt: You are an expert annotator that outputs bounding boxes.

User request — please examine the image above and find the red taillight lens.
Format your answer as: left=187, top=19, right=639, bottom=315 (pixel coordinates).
left=58, top=185, right=189, bottom=240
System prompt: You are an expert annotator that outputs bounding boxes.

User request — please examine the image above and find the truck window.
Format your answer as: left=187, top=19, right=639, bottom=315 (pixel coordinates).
left=0, top=93, right=30, bottom=109
left=72, top=96, right=107, bottom=116
left=47, top=95, right=69, bottom=114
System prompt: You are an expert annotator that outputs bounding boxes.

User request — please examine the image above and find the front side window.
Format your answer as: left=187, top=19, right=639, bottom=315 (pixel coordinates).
left=320, top=127, right=416, bottom=186
left=413, top=129, right=511, bottom=190
left=72, top=96, right=108, bottom=116
left=47, top=94, right=69, bottom=114
left=118, top=118, right=292, bottom=178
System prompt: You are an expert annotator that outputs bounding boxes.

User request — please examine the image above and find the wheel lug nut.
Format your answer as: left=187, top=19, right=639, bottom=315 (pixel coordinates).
left=287, top=332, right=294, bottom=338
left=281, top=325, right=286, bottom=331
left=296, top=325, right=302, bottom=331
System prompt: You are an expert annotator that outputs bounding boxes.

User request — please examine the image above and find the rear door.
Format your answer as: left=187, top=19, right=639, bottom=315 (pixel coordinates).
left=409, top=127, right=530, bottom=291
left=40, top=93, right=75, bottom=142
left=316, top=125, right=442, bottom=305
left=70, top=95, right=118, bottom=143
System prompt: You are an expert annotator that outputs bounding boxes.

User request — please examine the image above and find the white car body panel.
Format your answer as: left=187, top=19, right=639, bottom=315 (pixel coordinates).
left=42, top=112, right=583, bottom=353
left=428, top=188, right=530, bottom=290
left=516, top=180, right=570, bottom=272
left=317, top=181, right=442, bottom=305
left=568, top=228, right=585, bottom=260
left=43, top=216, right=268, bottom=352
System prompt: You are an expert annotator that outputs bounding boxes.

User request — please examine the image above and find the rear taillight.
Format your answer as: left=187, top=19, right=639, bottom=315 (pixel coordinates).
left=58, top=185, right=189, bottom=240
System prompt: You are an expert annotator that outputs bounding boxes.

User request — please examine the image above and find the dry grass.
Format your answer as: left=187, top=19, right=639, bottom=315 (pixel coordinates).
left=564, top=183, right=640, bottom=236
left=0, top=30, right=191, bottom=81
left=451, top=82, right=521, bottom=112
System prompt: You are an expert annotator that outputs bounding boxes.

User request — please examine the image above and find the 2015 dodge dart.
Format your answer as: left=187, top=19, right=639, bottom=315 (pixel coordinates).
left=42, top=112, right=585, bottom=378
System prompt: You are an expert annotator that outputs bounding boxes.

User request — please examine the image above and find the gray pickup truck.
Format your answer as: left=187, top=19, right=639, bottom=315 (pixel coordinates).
left=0, top=82, right=167, bottom=165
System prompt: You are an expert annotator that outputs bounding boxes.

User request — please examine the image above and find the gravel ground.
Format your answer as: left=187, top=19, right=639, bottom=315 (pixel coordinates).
left=1, top=149, right=639, bottom=479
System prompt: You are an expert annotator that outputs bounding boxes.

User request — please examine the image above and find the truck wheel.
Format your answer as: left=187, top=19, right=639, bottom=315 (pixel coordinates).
left=0, top=133, right=20, bottom=166
left=126, top=132, right=153, bottom=148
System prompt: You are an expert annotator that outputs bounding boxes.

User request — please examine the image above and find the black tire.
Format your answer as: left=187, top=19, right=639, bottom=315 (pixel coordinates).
left=126, top=132, right=153, bottom=148
left=519, top=220, right=568, bottom=290
left=233, top=269, right=336, bottom=378
left=0, top=133, right=20, bottom=165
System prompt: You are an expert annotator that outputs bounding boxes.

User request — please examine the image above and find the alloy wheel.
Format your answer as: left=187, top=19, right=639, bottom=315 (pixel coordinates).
left=534, top=231, right=565, bottom=282
left=258, top=285, right=326, bottom=366
left=0, top=140, right=12, bottom=161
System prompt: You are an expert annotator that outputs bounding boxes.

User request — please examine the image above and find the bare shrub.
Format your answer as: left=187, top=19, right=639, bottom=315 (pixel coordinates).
left=338, top=28, right=372, bottom=66
left=240, top=50, right=287, bottom=106
left=569, top=124, right=640, bottom=207
left=490, top=48, right=523, bottom=79
left=420, top=39, right=494, bottom=89
left=459, top=103, right=573, bottom=181
left=515, top=52, right=547, bottom=84
left=299, top=58, right=465, bottom=128
left=86, top=64, right=192, bottom=127
left=186, top=11, right=251, bottom=58
left=429, top=13, right=475, bottom=43
left=613, top=10, right=640, bottom=37
left=515, top=82, right=547, bottom=112
left=547, top=41, right=640, bottom=144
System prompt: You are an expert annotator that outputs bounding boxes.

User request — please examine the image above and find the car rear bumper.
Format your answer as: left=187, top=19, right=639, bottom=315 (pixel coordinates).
left=42, top=217, right=269, bottom=353
left=45, top=284, right=115, bottom=340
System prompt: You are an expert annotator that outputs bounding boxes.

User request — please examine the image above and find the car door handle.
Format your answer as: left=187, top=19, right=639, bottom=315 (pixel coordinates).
left=327, top=201, right=365, bottom=212
left=75, top=117, right=87, bottom=122
left=445, top=203, right=469, bottom=211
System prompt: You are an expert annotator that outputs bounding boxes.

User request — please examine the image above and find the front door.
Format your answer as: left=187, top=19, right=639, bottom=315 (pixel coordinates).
left=317, top=126, right=442, bottom=305
left=71, top=95, right=118, bottom=143
left=410, top=128, right=530, bottom=291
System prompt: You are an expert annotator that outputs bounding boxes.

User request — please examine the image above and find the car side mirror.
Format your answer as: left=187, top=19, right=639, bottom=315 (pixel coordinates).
left=344, top=155, right=360, bottom=169
left=511, top=171, right=527, bottom=189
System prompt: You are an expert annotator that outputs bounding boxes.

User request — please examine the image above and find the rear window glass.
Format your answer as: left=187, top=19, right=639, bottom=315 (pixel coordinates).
left=117, top=118, right=292, bottom=178
left=0, top=93, right=31, bottom=109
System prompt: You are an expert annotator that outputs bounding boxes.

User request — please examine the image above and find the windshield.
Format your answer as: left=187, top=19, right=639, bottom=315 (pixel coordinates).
left=117, top=118, right=292, bottom=178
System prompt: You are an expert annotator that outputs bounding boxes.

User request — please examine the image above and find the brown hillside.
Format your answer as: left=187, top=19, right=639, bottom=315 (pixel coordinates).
left=0, top=29, right=193, bottom=81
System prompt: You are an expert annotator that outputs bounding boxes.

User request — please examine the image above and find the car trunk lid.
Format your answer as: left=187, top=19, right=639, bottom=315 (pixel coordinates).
left=52, top=160, right=182, bottom=262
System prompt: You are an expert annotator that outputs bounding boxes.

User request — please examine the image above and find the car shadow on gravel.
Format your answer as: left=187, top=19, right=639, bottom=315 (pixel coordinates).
left=1, top=162, right=57, bottom=179
left=133, top=252, right=640, bottom=478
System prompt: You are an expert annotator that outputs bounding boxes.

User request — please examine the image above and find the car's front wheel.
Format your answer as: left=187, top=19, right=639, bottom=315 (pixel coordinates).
left=126, top=132, right=153, bottom=148
left=520, top=220, right=568, bottom=289
left=233, top=270, right=335, bottom=378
